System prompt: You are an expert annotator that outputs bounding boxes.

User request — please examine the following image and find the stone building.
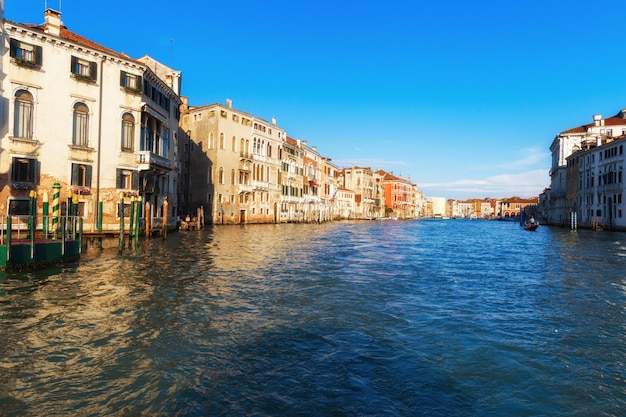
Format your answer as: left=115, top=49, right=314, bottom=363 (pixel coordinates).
left=1, top=9, right=181, bottom=232
left=543, top=111, right=626, bottom=226
left=180, top=98, right=285, bottom=224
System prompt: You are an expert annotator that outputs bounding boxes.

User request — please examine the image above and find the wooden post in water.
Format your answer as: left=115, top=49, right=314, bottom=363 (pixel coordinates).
left=42, top=191, right=49, bottom=238
left=52, top=182, right=60, bottom=238
left=129, top=196, right=135, bottom=240
left=145, top=201, right=151, bottom=238
left=162, top=198, right=168, bottom=240
left=118, top=192, right=124, bottom=248
left=135, top=196, right=142, bottom=242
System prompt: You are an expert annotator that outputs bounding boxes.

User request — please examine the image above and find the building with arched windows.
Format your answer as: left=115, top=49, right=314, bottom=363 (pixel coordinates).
left=179, top=98, right=285, bottom=224
left=1, top=9, right=181, bottom=231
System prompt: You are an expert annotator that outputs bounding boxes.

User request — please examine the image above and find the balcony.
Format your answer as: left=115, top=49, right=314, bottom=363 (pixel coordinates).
left=253, top=180, right=269, bottom=191
left=136, top=151, right=172, bottom=171
left=238, top=184, right=254, bottom=194
left=240, top=152, right=253, bottom=161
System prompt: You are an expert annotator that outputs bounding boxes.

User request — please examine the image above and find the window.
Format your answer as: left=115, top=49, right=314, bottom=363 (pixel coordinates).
left=117, top=169, right=139, bottom=189
left=220, top=133, right=225, bottom=149
left=120, top=71, right=142, bottom=92
left=219, top=167, right=224, bottom=184
left=121, top=113, right=135, bottom=151
left=11, top=157, right=38, bottom=183
left=72, top=103, right=89, bottom=146
left=9, top=199, right=30, bottom=216
left=14, top=90, right=34, bottom=139
left=71, top=163, right=93, bottom=187
left=71, top=56, right=97, bottom=81
left=9, top=39, right=42, bottom=66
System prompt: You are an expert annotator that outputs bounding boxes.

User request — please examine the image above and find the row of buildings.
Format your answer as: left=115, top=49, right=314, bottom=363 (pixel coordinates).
left=425, top=196, right=539, bottom=220
left=1, top=8, right=425, bottom=230
left=540, top=111, right=626, bottom=231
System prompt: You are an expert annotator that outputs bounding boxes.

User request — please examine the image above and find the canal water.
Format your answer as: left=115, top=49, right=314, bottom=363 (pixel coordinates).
left=0, top=219, right=625, bottom=416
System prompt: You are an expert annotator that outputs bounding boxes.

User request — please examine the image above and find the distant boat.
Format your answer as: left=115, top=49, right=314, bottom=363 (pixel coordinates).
left=523, top=222, right=539, bottom=231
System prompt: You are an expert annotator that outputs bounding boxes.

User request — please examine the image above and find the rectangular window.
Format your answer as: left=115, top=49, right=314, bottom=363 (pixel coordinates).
left=11, top=157, right=38, bottom=183
left=9, top=39, right=42, bottom=66
left=117, top=169, right=139, bottom=189
left=120, top=71, right=142, bottom=92
left=71, top=163, right=93, bottom=187
left=9, top=199, right=30, bottom=216
left=71, top=56, right=97, bottom=81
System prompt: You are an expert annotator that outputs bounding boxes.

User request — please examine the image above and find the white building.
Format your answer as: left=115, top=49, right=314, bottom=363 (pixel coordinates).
left=1, top=9, right=181, bottom=231
left=544, top=111, right=626, bottom=226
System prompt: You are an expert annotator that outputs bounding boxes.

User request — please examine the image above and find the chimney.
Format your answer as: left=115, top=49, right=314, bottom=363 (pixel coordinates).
left=226, top=98, right=232, bottom=109
left=272, top=117, right=276, bottom=125
left=44, top=8, right=62, bottom=37
left=593, top=114, right=602, bottom=127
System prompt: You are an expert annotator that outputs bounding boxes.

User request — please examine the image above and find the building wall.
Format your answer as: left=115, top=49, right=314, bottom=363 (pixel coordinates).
left=2, top=11, right=180, bottom=231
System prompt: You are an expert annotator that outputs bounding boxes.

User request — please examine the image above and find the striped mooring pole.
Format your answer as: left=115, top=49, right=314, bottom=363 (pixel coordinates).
left=52, top=182, right=61, bottom=236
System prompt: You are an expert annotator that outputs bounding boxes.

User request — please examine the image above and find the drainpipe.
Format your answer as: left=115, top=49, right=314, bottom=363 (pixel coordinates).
left=94, top=56, right=105, bottom=232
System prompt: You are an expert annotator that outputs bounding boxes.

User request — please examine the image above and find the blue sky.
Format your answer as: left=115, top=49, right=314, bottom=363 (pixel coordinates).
left=6, top=0, right=626, bottom=199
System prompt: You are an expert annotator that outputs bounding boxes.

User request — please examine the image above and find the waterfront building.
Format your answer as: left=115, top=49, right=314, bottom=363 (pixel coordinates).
left=335, top=187, right=356, bottom=219
left=320, top=157, right=338, bottom=221
left=565, top=136, right=625, bottom=230
left=337, top=167, right=376, bottom=219
left=301, top=141, right=323, bottom=222
left=279, top=137, right=304, bottom=222
left=543, top=111, right=626, bottom=226
left=1, top=9, right=181, bottom=232
left=180, top=99, right=285, bottom=224
left=378, top=171, right=418, bottom=218
left=430, top=197, right=447, bottom=218
left=496, top=197, right=539, bottom=219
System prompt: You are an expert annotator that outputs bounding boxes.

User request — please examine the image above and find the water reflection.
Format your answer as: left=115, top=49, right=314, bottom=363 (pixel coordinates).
left=0, top=221, right=625, bottom=416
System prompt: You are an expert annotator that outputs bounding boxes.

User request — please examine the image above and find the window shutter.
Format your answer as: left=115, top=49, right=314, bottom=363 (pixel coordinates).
left=85, top=165, right=93, bottom=187
left=120, top=70, right=126, bottom=87
left=71, top=163, right=79, bottom=185
left=71, top=55, right=77, bottom=73
left=34, top=45, right=43, bottom=65
left=29, top=159, right=38, bottom=183
left=9, top=38, right=18, bottom=58
left=116, top=169, right=122, bottom=188
left=136, top=75, right=143, bottom=91
left=90, top=61, right=97, bottom=80
left=132, top=171, right=139, bottom=190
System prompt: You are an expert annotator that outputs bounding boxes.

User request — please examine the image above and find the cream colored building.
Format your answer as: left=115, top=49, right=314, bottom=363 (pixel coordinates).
left=336, top=187, right=356, bottom=219
left=1, top=9, right=181, bottom=231
left=280, top=137, right=304, bottom=222
left=320, top=157, right=338, bottom=221
left=337, top=166, right=376, bottom=219
left=544, top=111, right=626, bottom=226
left=180, top=99, right=285, bottom=224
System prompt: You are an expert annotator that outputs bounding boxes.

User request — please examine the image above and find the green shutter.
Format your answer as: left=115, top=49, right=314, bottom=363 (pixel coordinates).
left=116, top=169, right=122, bottom=188
left=71, top=55, right=77, bottom=73
left=71, top=164, right=79, bottom=185
left=90, top=61, right=97, bottom=80
left=136, top=75, right=143, bottom=92
left=9, top=38, right=18, bottom=58
left=85, top=165, right=93, bottom=187
left=34, top=45, right=43, bottom=65
left=120, top=70, right=126, bottom=87
left=132, top=171, right=139, bottom=190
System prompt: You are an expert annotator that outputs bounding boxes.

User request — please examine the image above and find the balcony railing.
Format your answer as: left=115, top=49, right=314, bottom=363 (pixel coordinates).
left=136, top=151, right=172, bottom=170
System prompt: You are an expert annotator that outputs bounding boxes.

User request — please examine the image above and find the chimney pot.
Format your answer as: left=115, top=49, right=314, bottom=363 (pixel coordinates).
left=44, top=8, right=62, bottom=37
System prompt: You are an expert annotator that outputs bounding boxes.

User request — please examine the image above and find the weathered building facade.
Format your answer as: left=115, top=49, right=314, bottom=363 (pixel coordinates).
left=1, top=9, right=181, bottom=232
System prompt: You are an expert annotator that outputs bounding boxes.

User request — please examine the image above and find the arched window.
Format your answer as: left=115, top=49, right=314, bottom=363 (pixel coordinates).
left=232, top=136, right=237, bottom=152
left=220, top=133, right=225, bottom=149
left=14, top=90, right=34, bottom=139
left=231, top=169, right=236, bottom=185
left=267, top=144, right=272, bottom=158
left=121, top=113, right=135, bottom=151
left=209, top=132, right=214, bottom=149
left=72, top=103, right=89, bottom=146
left=240, top=138, right=245, bottom=155
left=218, top=167, right=224, bottom=184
